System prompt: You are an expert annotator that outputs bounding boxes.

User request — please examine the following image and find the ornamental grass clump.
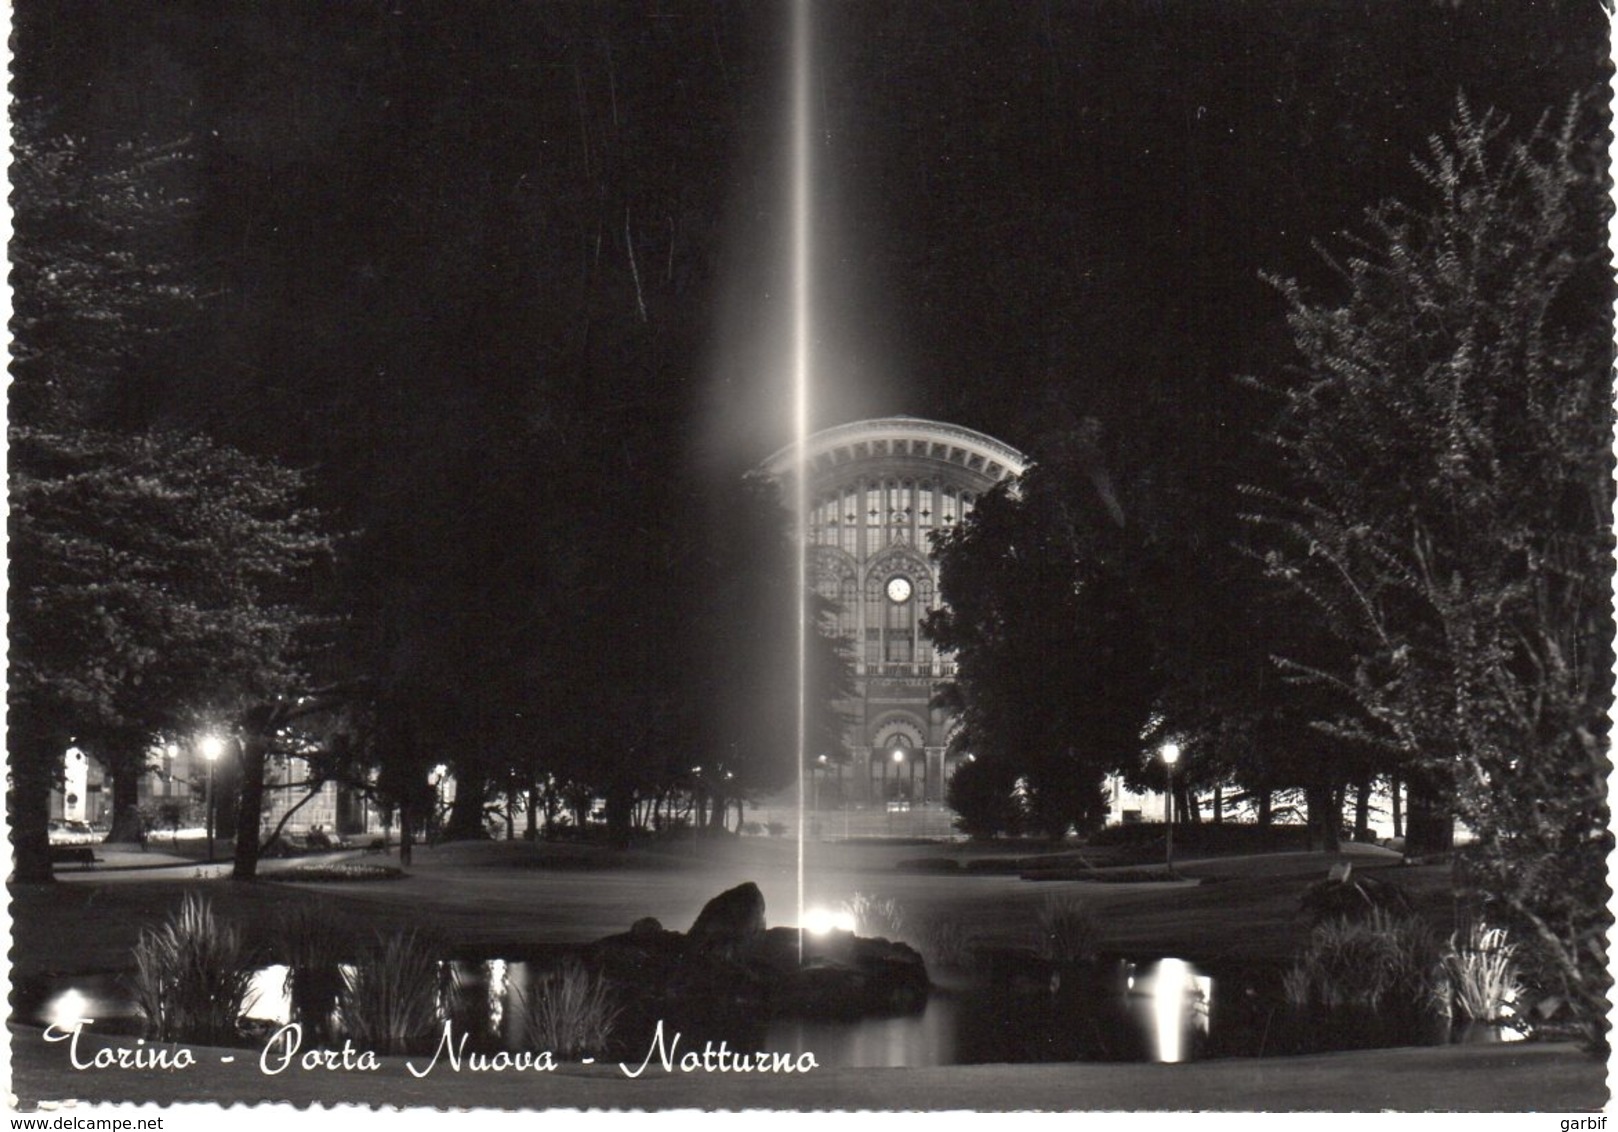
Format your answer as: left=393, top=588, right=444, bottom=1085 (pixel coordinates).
left=919, top=918, right=977, bottom=973
left=340, top=929, right=445, bottom=1054
left=520, top=959, right=620, bottom=1059
left=1281, top=908, right=1450, bottom=1051
left=271, top=905, right=351, bottom=1043
left=129, top=893, right=254, bottom=1045
left=1445, top=920, right=1522, bottom=1027
left=1035, top=894, right=1101, bottom=963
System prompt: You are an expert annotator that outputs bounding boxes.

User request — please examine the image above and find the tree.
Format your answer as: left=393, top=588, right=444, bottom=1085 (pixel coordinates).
left=8, top=428, right=333, bottom=879
left=1249, top=97, right=1612, bottom=1043
left=928, top=423, right=1161, bottom=839
left=9, top=107, right=336, bottom=877
left=9, top=100, right=199, bottom=430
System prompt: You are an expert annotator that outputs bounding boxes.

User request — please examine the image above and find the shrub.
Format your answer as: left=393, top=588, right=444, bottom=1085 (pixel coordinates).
left=946, top=756, right=1025, bottom=839
left=1445, top=921, right=1522, bottom=1025
left=1088, top=821, right=1311, bottom=854
left=340, top=930, right=445, bottom=1054
left=521, top=959, right=620, bottom=1059
left=1034, top=894, right=1100, bottom=963
left=843, top=892, right=906, bottom=941
left=1298, top=864, right=1414, bottom=926
left=129, top=893, right=254, bottom=1045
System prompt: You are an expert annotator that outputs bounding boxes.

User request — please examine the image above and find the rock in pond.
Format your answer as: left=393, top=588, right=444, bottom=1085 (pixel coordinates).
left=687, top=881, right=766, bottom=953
left=586, top=882, right=929, bottom=1021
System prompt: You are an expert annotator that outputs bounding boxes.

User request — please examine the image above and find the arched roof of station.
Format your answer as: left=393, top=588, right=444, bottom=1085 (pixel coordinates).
left=762, top=416, right=1029, bottom=487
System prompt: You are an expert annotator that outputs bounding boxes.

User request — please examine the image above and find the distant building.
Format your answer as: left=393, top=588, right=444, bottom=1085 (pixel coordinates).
left=50, top=741, right=377, bottom=840
left=763, top=416, right=1028, bottom=807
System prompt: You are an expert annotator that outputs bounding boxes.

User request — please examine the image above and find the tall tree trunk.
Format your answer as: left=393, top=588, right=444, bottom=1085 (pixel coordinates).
left=706, top=787, right=727, bottom=835
left=605, top=779, right=634, bottom=847
left=1391, top=772, right=1403, bottom=838
left=1212, top=784, right=1223, bottom=824
left=444, top=770, right=488, bottom=840
left=526, top=783, right=539, bottom=840
left=1403, top=768, right=1453, bottom=855
left=106, top=754, right=145, bottom=842
left=1176, top=781, right=1199, bottom=824
left=1353, top=774, right=1372, bottom=842
left=1305, top=782, right=1341, bottom=852
left=10, top=737, right=58, bottom=883
left=1256, top=787, right=1272, bottom=826
left=232, top=732, right=269, bottom=880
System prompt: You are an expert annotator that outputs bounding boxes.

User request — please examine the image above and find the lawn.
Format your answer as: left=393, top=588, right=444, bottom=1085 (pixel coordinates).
left=12, top=837, right=1453, bottom=977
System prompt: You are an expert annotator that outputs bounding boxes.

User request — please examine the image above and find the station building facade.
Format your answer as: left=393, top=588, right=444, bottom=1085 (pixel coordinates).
left=764, top=417, right=1028, bottom=807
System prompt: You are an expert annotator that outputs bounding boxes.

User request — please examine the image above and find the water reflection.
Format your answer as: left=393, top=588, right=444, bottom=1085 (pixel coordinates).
left=28, top=954, right=1393, bottom=1066
left=37, top=975, right=143, bottom=1035
left=242, top=964, right=292, bottom=1025
left=1128, top=958, right=1210, bottom=1064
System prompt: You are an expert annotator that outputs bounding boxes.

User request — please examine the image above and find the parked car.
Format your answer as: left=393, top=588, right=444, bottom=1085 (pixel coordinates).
left=47, top=819, right=98, bottom=845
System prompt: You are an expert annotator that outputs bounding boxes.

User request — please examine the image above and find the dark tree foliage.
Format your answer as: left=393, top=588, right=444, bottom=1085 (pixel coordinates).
left=1249, top=97, right=1613, bottom=1045
left=944, top=755, right=1025, bottom=841
left=687, top=472, right=854, bottom=831
left=928, top=423, right=1161, bottom=839
left=8, top=428, right=331, bottom=877
left=9, top=105, right=334, bottom=879
left=9, top=99, right=201, bottom=430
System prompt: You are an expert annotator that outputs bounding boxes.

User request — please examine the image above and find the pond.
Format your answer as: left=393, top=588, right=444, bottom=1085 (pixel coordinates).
left=18, top=951, right=1470, bottom=1066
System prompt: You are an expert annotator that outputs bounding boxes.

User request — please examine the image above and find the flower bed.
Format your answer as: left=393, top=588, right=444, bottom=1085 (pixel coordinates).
left=268, top=862, right=404, bottom=883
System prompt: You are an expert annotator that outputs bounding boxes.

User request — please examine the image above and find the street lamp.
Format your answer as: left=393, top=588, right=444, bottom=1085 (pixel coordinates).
left=1160, top=742, right=1181, bottom=872
left=200, top=735, right=225, bottom=862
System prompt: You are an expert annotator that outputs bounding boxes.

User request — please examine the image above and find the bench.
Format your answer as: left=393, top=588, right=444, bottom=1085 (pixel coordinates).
left=49, top=844, right=102, bottom=869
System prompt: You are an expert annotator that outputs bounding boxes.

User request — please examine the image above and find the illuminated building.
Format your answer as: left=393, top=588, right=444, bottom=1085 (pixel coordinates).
left=764, top=416, right=1028, bottom=805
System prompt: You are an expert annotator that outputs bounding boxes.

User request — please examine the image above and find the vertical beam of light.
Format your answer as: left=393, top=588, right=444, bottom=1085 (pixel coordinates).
left=791, top=0, right=812, bottom=963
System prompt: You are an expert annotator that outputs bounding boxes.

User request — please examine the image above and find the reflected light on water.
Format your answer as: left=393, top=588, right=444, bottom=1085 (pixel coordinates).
left=242, top=964, right=292, bottom=1024
left=487, top=959, right=508, bottom=1032
left=1145, top=958, right=1211, bottom=1063
left=43, top=988, right=93, bottom=1030
left=769, top=999, right=956, bottom=1068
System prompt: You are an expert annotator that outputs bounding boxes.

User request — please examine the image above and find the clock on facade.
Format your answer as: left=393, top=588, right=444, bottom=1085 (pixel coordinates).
left=885, top=575, right=913, bottom=604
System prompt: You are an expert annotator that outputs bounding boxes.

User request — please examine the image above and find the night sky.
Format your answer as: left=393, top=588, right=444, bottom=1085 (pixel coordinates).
left=12, top=0, right=1610, bottom=620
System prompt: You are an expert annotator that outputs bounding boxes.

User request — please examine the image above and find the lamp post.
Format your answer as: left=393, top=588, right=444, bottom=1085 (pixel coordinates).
left=199, top=735, right=225, bottom=862
left=1161, top=742, right=1181, bottom=872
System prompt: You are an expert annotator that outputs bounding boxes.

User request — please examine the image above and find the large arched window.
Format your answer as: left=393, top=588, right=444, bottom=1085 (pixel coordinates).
left=811, top=547, right=858, bottom=643
left=865, top=554, right=932, bottom=670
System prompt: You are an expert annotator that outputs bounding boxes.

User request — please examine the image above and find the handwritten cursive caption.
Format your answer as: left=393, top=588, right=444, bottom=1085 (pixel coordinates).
left=43, top=1019, right=819, bottom=1078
